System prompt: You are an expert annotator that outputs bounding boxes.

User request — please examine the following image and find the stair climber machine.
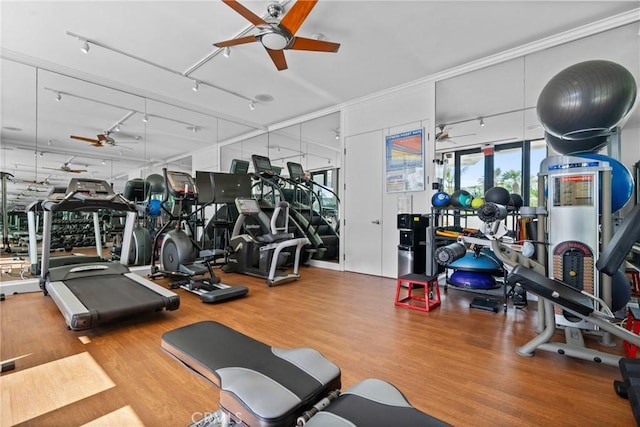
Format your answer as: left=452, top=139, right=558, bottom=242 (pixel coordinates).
left=149, top=169, right=248, bottom=303
left=251, top=154, right=333, bottom=261
left=286, top=160, right=340, bottom=260
left=223, top=197, right=310, bottom=286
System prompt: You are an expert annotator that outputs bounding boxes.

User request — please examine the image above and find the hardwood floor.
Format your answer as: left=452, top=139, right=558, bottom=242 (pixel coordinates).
left=0, top=265, right=635, bottom=426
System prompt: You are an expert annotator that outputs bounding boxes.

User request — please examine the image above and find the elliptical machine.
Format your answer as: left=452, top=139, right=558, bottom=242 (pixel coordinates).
left=223, top=197, right=309, bottom=286
left=149, top=169, right=248, bottom=303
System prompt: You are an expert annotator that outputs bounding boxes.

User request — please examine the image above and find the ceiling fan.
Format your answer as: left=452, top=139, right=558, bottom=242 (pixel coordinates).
left=214, top=0, right=341, bottom=71
left=70, top=132, right=134, bottom=149
left=43, top=157, right=87, bottom=174
left=435, top=125, right=476, bottom=142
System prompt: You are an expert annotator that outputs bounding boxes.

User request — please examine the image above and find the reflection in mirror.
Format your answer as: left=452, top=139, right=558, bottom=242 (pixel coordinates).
left=1, top=59, right=38, bottom=213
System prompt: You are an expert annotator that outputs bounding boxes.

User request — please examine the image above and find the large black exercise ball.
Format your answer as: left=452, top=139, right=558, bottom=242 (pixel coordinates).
left=509, top=193, right=524, bottom=209
left=537, top=60, right=637, bottom=140
left=450, top=190, right=472, bottom=208
left=578, top=153, right=634, bottom=213
left=484, top=186, right=511, bottom=206
left=432, top=191, right=451, bottom=207
left=611, top=269, right=632, bottom=312
left=146, top=174, right=164, bottom=194
left=545, top=131, right=609, bottom=156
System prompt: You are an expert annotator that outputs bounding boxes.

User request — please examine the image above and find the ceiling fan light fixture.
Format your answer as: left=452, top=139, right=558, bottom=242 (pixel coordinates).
left=260, top=32, right=289, bottom=50
left=192, top=80, right=200, bottom=92
left=223, top=47, right=231, bottom=58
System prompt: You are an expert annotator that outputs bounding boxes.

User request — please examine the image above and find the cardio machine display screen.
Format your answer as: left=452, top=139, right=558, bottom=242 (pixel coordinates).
left=553, top=174, right=594, bottom=207
left=167, top=172, right=194, bottom=194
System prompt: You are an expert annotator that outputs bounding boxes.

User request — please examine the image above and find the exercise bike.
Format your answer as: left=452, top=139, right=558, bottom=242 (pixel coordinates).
left=149, top=169, right=248, bottom=303
left=223, top=197, right=309, bottom=286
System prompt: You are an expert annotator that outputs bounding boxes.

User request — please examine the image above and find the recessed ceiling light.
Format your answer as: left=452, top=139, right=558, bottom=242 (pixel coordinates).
left=255, top=94, right=274, bottom=103
left=2, top=126, right=23, bottom=132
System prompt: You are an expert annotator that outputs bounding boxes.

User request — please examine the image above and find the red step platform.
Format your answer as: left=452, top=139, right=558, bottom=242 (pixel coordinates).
left=395, top=273, right=441, bottom=312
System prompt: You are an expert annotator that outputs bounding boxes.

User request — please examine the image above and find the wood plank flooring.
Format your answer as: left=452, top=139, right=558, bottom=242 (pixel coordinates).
left=0, top=265, right=635, bottom=426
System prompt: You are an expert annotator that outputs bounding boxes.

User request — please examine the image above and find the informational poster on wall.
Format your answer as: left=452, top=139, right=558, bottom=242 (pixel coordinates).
left=385, top=128, right=425, bottom=192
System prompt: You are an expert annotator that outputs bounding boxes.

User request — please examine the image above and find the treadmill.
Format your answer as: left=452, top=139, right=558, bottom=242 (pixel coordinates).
left=39, top=177, right=180, bottom=330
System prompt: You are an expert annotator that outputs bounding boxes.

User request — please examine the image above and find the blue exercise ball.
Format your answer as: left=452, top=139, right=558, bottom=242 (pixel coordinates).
left=147, top=199, right=162, bottom=217
left=537, top=60, right=637, bottom=140
left=448, top=252, right=503, bottom=275
left=432, top=191, right=451, bottom=207
left=577, top=153, right=634, bottom=214
left=449, top=270, right=498, bottom=289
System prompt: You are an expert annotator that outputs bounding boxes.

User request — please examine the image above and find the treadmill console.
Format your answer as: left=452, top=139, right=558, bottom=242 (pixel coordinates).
left=166, top=171, right=196, bottom=199
left=235, top=198, right=261, bottom=215
left=66, top=178, right=114, bottom=200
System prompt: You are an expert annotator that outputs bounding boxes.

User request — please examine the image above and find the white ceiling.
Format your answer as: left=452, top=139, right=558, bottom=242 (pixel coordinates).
left=1, top=1, right=639, bottom=208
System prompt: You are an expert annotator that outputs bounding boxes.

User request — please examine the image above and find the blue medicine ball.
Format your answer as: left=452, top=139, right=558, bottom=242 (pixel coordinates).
left=147, top=199, right=162, bottom=217
left=432, top=191, right=451, bottom=207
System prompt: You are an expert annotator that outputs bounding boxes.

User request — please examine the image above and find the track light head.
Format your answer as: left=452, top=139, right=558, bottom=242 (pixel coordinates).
left=249, top=100, right=256, bottom=111
left=80, top=40, right=90, bottom=54
left=114, top=124, right=121, bottom=132
left=142, top=113, right=149, bottom=123
left=479, top=117, right=485, bottom=127
left=192, top=80, right=200, bottom=92
left=223, top=47, right=231, bottom=58
left=55, top=92, right=62, bottom=102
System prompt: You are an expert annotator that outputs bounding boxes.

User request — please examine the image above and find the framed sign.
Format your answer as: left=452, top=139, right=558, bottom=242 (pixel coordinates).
left=385, top=128, right=425, bottom=192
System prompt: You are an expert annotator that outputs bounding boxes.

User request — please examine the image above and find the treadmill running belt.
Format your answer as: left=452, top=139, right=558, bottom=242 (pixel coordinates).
left=65, top=275, right=168, bottom=323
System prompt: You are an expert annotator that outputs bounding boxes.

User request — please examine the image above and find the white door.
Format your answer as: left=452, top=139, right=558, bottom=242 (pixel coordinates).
left=344, top=130, right=383, bottom=275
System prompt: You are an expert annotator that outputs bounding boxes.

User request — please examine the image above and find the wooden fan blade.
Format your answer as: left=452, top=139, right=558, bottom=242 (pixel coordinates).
left=214, top=35, right=258, bottom=48
left=222, top=0, right=268, bottom=26
left=289, top=37, right=340, bottom=52
left=70, top=135, right=100, bottom=144
left=266, top=48, right=288, bottom=71
left=70, top=169, right=87, bottom=173
left=280, top=0, right=317, bottom=36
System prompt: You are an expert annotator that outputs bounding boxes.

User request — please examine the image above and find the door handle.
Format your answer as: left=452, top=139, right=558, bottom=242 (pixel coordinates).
left=371, top=220, right=380, bottom=225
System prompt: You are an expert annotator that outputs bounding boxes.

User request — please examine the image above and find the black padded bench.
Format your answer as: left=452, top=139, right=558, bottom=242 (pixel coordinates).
left=161, top=321, right=450, bottom=426
left=616, top=358, right=640, bottom=425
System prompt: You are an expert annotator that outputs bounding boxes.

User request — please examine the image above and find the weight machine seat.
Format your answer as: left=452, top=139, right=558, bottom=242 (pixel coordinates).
left=254, top=232, right=295, bottom=244
left=507, top=264, right=594, bottom=317
left=161, top=321, right=341, bottom=427
left=304, top=378, right=450, bottom=427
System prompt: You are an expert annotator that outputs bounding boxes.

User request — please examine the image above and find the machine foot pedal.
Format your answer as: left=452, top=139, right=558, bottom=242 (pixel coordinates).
left=200, top=285, right=249, bottom=303
left=470, top=296, right=502, bottom=313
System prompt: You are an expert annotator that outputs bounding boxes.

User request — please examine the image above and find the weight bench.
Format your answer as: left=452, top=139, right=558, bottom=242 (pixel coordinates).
left=161, top=321, right=449, bottom=426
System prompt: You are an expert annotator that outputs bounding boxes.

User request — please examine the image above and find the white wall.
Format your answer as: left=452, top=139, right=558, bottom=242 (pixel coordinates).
left=343, top=82, right=436, bottom=278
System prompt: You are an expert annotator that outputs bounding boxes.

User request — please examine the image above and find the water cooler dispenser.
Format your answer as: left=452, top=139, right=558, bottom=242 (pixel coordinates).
left=397, top=214, right=429, bottom=276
